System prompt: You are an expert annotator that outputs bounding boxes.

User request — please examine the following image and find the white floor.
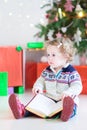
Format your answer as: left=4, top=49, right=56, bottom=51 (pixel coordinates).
left=0, top=89, right=87, bottom=130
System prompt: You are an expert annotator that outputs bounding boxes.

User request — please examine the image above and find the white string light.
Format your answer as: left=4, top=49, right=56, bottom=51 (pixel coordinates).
left=9, top=12, right=13, bottom=16
left=4, top=0, right=8, bottom=4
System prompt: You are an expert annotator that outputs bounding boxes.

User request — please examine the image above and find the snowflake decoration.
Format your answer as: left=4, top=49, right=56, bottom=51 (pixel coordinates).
left=74, top=28, right=82, bottom=46
left=47, top=30, right=54, bottom=40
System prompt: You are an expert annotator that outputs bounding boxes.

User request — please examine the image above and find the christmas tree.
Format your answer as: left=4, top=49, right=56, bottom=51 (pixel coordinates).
left=35, top=0, right=87, bottom=55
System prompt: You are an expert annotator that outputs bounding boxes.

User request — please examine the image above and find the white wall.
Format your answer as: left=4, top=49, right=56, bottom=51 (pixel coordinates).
left=0, top=0, right=46, bottom=48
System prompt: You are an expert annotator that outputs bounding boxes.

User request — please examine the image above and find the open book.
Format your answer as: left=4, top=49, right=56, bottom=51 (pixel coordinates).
left=25, top=94, right=63, bottom=118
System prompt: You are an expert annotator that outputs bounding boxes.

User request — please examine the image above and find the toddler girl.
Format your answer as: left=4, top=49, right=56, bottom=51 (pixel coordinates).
left=9, top=37, right=82, bottom=121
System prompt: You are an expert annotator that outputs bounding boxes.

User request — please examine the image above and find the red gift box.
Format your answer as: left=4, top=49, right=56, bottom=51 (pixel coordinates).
left=25, top=62, right=37, bottom=89
left=0, top=47, right=23, bottom=87
left=75, top=66, right=87, bottom=94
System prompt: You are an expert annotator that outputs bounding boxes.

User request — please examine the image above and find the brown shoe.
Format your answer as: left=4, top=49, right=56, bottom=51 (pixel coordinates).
left=60, top=96, right=74, bottom=121
left=8, top=94, right=25, bottom=119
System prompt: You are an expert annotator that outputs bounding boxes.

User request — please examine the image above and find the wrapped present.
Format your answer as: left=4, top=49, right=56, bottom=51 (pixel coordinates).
left=0, top=72, right=8, bottom=96
left=25, top=62, right=37, bottom=89
left=0, top=47, right=23, bottom=87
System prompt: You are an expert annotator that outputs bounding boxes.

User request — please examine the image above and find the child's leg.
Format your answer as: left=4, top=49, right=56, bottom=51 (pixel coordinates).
left=60, top=96, right=75, bottom=122
left=24, top=110, right=34, bottom=117
left=8, top=94, right=25, bottom=119
left=70, top=104, right=77, bottom=118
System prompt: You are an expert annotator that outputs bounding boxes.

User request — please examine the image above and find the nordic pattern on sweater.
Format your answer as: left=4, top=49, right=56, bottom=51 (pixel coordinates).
left=41, top=64, right=81, bottom=84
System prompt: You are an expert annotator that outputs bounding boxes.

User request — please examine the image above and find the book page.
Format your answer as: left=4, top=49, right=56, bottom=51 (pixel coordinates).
left=25, top=94, right=63, bottom=117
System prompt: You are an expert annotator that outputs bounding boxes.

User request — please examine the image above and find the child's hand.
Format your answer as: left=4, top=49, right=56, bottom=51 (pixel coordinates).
left=32, top=87, right=43, bottom=95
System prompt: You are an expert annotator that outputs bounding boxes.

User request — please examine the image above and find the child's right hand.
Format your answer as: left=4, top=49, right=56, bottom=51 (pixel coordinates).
left=32, top=87, right=43, bottom=95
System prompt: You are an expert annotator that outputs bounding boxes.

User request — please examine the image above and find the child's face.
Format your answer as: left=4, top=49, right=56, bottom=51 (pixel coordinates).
left=47, top=45, right=67, bottom=69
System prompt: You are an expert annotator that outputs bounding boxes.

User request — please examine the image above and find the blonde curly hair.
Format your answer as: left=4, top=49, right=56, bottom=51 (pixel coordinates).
left=45, top=37, right=76, bottom=62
